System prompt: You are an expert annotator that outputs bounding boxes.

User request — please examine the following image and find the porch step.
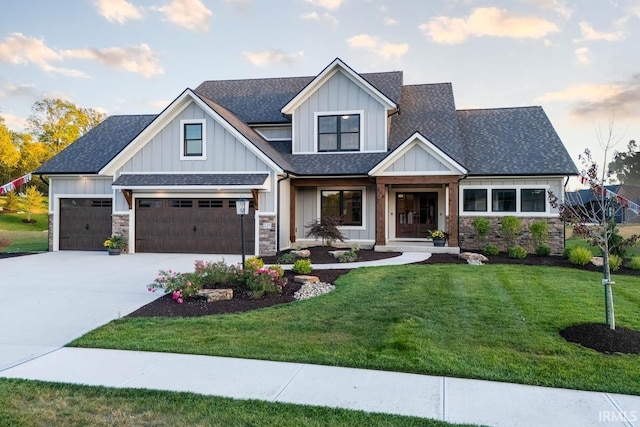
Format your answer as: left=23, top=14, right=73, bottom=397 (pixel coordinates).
left=375, top=244, right=460, bottom=254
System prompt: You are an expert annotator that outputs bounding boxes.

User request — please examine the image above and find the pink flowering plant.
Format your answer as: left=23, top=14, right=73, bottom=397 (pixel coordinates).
left=148, top=258, right=287, bottom=303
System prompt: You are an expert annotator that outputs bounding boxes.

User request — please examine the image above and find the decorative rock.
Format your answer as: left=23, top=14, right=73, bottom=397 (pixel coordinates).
left=591, top=257, right=603, bottom=267
left=294, top=275, right=319, bottom=285
left=459, top=252, right=489, bottom=263
left=328, top=250, right=348, bottom=258
left=291, top=249, right=310, bottom=258
left=196, top=288, right=233, bottom=302
left=294, top=282, right=336, bottom=300
left=467, top=259, right=484, bottom=266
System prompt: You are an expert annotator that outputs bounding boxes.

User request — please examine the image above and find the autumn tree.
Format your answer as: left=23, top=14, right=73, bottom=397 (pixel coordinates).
left=549, top=127, right=639, bottom=330
left=23, top=185, right=44, bottom=223
left=609, top=140, right=640, bottom=185
left=0, top=117, right=20, bottom=184
left=27, top=98, right=105, bottom=155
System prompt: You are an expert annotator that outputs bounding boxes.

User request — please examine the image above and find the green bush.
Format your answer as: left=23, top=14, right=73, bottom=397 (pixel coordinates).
left=4, top=191, right=19, bottom=210
left=500, top=216, right=522, bottom=247
left=508, top=245, right=527, bottom=259
left=278, top=252, right=297, bottom=263
left=627, top=256, right=640, bottom=270
left=338, top=250, right=358, bottom=263
left=535, top=244, right=551, bottom=256
left=609, top=254, right=622, bottom=271
left=568, top=247, right=592, bottom=266
left=484, top=244, right=499, bottom=255
left=471, top=217, right=491, bottom=243
left=529, top=220, right=549, bottom=247
left=244, top=257, right=264, bottom=271
left=563, top=246, right=573, bottom=258
left=292, top=259, right=313, bottom=274
left=194, top=259, right=234, bottom=285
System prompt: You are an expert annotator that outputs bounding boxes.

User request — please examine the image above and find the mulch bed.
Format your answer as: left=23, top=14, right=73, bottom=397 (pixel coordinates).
left=4, top=248, right=640, bottom=354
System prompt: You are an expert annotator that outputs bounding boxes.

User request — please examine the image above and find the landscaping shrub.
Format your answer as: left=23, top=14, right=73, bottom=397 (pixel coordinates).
left=500, top=216, right=522, bottom=247
left=278, top=252, right=296, bottom=263
left=244, top=267, right=287, bottom=298
left=609, top=254, right=622, bottom=271
left=569, top=247, right=592, bottom=266
left=4, top=191, right=19, bottom=210
left=338, top=250, right=358, bottom=263
left=194, top=259, right=235, bottom=285
left=563, top=246, right=573, bottom=258
left=508, top=245, right=527, bottom=259
left=471, top=217, right=490, bottom=244
left=484, top=244, right=499, bottom=256
left=244, top=257, right=264, bottom=271
left=305, top=216, right=345, bottom=246
left=148, top=270, right=203, bottom=303
left=292, top=259, right=313, bottom=274
left=529, top=220, right=549, bottom=247
left=535, top=244, right=552, bottom=256
left=627, top=256, right=640, bottom=270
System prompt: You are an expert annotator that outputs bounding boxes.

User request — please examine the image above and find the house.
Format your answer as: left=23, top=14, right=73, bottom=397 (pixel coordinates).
left=566, top=184, right=640, bottom=224
left=35, top=58, right=577, bottom=255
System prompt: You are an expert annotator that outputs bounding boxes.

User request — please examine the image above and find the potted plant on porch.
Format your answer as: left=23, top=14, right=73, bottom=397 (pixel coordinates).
left=428, top=229, right=447, bottom=247
left=104, top=234, right=127, bottom=255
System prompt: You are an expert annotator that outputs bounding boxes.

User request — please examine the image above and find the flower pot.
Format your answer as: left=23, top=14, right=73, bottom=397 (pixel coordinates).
left=432, top=238, right=446, bottom=247
left=108, top=248, right=121, bottom=256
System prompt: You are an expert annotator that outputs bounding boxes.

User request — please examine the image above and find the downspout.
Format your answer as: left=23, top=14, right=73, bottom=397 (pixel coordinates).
left=38, top=174, right=49, bottom=187
left=276, top=172, right=290, bottom=251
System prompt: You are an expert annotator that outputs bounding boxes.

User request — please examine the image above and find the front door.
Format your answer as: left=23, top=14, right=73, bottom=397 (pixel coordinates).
left=396, top=192, right=437, bottom=238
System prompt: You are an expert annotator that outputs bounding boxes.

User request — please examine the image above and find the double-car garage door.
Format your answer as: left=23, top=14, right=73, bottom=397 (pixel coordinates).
left=135, top=198, right=255, bottom=254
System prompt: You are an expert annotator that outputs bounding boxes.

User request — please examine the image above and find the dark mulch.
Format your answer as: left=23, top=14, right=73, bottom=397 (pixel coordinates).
left=561, top=323, right=640, bottom=355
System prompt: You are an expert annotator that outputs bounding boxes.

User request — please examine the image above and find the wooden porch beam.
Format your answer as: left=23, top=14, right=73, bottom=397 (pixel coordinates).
left=376, top=182, right=386, bottom=246
left=121, top=189, right=132, bottom=210
left=448, top=181, right=459, bottom=247
left=289, top=185, right=296, bottom=243
left=251, top=189, right=260, bottom=211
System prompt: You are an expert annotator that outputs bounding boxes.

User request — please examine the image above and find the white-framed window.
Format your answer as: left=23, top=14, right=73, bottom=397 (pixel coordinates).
left=314, top=110, right=364, bottom=153
left=180, top=119, right=206, bottom=160
left=317, top=186, right=366, bottom=230
left=461, top=186, right=550, bottom=216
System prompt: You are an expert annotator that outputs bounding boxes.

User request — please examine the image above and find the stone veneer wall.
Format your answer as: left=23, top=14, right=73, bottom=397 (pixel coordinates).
left=48, top=214, right=54, bottom=251
left=112, top=214, right=130, bottom=252
left=459, top=217, right=564, bottom=254
left=258, top=215, right=277, bottom=256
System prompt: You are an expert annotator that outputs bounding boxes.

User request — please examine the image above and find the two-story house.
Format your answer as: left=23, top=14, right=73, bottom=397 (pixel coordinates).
left=36, top=58, right=577, bottom=255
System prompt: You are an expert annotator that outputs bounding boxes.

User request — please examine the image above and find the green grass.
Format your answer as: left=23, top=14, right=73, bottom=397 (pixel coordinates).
left=565, top=224, right=640, bottom=257
left=0, top=379, right=475, bottom=427
left=0, top=203, right=49, bottom=252
left=72, top=264, right=640, bottom=396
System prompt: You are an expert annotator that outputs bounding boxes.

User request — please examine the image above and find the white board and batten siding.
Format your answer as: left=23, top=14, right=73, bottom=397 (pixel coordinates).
left=49, top=177, right=113, bottom=211
left=382, top=145, right=453, bottom=174
left=292, top=70, right=387, bottom=154
left=115, top=101, right=279, bottom=213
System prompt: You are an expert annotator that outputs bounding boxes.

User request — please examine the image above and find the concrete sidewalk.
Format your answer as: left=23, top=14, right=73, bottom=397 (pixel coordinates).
left=2, top=347, right=639, bottom=427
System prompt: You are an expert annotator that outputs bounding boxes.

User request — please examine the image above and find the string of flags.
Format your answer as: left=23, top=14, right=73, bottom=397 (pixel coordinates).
left=0, top=173, right=32, bottom=195
left=576, top=174, right=640, bottom=216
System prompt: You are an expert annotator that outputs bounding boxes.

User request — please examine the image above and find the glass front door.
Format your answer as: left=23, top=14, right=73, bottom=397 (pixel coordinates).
left=396, top=192, right=437, bottom=238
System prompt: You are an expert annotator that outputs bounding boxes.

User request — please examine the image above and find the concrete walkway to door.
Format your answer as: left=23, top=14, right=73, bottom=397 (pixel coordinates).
left=0, top=251, right=242, bottom=371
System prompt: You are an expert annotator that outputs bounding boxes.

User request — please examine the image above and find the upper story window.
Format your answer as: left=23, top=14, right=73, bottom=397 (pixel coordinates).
left=317, top=113, right=361, bottom=152
left=180, top=119, right=206, bottom=160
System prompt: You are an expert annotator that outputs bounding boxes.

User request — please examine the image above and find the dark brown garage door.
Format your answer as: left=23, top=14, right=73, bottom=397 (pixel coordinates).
left=135, top=198, right=255, bottom=254
left=59, top=198, right=112, bottom=250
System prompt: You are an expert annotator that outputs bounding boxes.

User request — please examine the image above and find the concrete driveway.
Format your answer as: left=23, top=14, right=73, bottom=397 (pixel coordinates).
left=0, top=251, right=239, bottom=371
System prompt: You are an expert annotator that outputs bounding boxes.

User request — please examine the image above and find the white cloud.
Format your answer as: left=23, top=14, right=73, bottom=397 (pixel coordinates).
left=242, top=49, right=304, bottom=67
left=304, top=0, right=342, bottom=10
left=419, top=7, right=559, bottom=44
left=61, top=44, right=163, bottom=78
left=148, top=99, right=171, bottom=109
left=95, top=0, right=143, bottom=23
left=536, top=76, right=640, bottom=118
left=0, top=113, right=28, bottom=131
left=347, top=34, right=409, bottom=60
left=523, top=0, right=572, bottom=18
left=574, top=47, right=590, bottom=64
left=543, top=38, right=553, bottom=47
left=300, top=11, right=339, bottom=28
left=384, top=17, right=398, bottom=25
left=573, top=21, right=625, bottom=42
left=0, top=82, right=38, bottom=100
left=153, top=0, right=213, bottom=32
left=0, top=33, right=86, bottom=78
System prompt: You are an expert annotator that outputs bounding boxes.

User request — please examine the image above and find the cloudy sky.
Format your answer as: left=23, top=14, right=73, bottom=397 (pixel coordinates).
left=1, top=0, right=639, bottom=170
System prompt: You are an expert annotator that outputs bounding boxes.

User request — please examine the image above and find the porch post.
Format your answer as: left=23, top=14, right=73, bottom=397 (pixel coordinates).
left=448, top=180, right=459, bottom=247
left=290, top=184, right=296, bottom=243
left=376, top=181, right=386, bottom=246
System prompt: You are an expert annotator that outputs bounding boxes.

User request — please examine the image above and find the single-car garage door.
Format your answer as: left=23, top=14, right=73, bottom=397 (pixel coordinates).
left=135, top=198, right=255, bottom=254
left=59, top=198, right=112, bottom=250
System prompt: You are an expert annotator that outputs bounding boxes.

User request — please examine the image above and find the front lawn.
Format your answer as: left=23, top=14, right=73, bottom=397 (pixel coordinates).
left=72, top=264, right=640, bottom=396
left=0, top=379, right=473, bottom=427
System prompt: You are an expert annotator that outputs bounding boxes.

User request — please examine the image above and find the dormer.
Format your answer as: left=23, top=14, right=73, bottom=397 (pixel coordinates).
left=281, top=58, right=397, bottom=155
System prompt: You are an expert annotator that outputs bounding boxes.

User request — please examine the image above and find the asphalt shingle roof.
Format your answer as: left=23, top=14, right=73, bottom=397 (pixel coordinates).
left=457, top=107, right=578, bottom=176
left=112, top=173, right=268, bottom=187
left=35, top=115, right=156, bottom=174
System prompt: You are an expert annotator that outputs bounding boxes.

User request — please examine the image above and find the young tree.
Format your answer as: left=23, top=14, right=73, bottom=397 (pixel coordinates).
left=549, top=128, right=639, bottom=330
left=23, top=185, right=44, bottom=223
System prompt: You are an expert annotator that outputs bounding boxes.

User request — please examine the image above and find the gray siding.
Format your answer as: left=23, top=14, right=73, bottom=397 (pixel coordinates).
left=254, top=126, right=292, bottom=141
left=119, top=102, right=272, bottom=174
left=293, top=70, right=387, bottom=153
left=383, top=144, right=451, bottom=173
left=295, top=185, right=376, bottom=241
left=50, top=177, right=112, bottom=210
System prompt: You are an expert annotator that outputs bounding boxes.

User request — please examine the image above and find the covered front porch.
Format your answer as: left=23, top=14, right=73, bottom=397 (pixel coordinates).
left=373, top=175, right=461, bottom=254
